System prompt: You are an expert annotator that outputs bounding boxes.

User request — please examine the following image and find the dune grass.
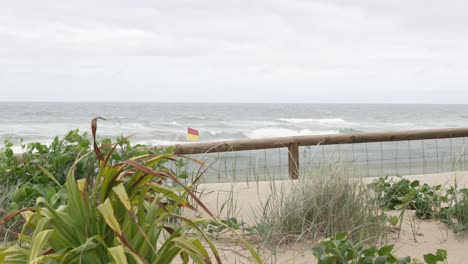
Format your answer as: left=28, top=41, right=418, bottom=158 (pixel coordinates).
left=253, top=164, right=386, bottom=246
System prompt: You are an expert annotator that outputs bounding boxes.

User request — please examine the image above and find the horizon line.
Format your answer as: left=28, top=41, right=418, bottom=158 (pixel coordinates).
left=1, top=101, right=468, bottom=105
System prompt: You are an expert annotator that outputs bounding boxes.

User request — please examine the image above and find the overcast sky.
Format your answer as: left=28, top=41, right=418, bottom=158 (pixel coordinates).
left=1, top=0, right=467, bottom=103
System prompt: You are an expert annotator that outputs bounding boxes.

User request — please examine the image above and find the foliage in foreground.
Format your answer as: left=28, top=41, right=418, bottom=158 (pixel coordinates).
left=0, top=130, right=92, bottom=211
left=439, top=187, right=468, bottom=233
left=254, top=165, right=386, bottom=245
left=0, top=129, right=157, bottom=212
left=0, top=129, right=168, bottom=241
left=370, top=176, right=468, bottom=233
left=0, top=118, right=262, bottom=263
left=312, top=232, right=448, bottom=264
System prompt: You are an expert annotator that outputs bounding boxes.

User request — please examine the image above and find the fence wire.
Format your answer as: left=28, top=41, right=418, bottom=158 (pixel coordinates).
left=171, top=137, right=468, bottom=183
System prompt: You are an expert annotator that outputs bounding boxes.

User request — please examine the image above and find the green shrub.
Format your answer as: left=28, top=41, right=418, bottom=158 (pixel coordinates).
left=370, top=177, right=445, bottom=219
left=371, top=177, right=468, bottom=234
left=370, top=177, right=411, bottom=210
left=0, top=129, right=178, bottom=211
left=312, top=232, right=448, bottom=264
left=439, top=187, right=468, bottom=233
left=0, top=131, right=161, bottom=245
left=0, top=118, right=262, bottom=263
left=0, top=130, right=96, bottom=210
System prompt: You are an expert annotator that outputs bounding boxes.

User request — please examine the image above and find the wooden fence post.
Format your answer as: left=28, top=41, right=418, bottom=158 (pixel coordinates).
left=288, top=143, right=299, bottom=179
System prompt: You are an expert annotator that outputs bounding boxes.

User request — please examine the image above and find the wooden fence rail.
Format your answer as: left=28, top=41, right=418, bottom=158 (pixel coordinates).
left=157, top=128, right=468, bottom=179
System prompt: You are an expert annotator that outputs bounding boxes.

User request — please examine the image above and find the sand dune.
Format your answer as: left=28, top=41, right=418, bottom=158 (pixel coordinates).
left=195, top=171, right=468, bottom=263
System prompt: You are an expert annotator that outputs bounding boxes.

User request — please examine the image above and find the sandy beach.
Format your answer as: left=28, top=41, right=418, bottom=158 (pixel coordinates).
left=194, top=171, right=468, bottom=263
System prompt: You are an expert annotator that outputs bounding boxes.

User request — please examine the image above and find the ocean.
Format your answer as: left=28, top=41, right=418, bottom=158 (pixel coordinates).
left=1, top=102, right=468, bottom=147
left=2, top=102, right=468, bottom=181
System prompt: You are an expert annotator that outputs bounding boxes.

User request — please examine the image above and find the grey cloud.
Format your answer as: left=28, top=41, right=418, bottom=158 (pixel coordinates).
left=0, top=0, right=467, bottom=103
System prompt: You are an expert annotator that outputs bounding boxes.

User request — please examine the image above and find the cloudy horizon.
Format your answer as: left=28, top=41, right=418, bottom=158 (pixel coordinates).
left=1, top=0, right=467, bottom=103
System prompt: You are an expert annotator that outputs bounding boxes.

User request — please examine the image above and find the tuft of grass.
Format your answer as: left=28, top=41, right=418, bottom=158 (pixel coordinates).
left=254, top=164, right=386, bottom=246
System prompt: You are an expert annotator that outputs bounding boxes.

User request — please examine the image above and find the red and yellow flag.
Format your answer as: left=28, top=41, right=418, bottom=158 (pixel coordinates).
left=187, top=127, right=199, bottom=142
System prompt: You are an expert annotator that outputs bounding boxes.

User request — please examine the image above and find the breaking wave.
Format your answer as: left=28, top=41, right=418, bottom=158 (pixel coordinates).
left=279, top=118, right=350, bottom=125
left=244, top=128, right=339, bottom=139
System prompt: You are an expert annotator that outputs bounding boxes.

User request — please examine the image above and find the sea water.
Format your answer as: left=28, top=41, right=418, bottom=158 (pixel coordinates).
left=1, top=102, right=468, bottom=181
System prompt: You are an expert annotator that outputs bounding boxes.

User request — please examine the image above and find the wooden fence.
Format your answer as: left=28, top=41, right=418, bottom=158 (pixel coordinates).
left=159, top=128, right=468, bottom=179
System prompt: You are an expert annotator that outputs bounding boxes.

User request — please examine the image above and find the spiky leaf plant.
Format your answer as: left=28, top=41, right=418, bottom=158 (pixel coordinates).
left=0, top=118, right=261, bottom=264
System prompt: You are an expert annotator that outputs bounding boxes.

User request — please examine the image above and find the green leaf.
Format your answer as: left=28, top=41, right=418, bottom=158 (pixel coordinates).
left=361, top=246, right=377, bottom=257
left=5, top=140, right=13, bottom=148
left=424, top=253, right=439, bottom=264
left=0, top=245, right=29, bottom=263
left=335, top=232, right=347, bottom=241
left=436, top=249, right=447, bottom=260
left=375, top=256, right=388, bottom=264
left=394, top=204, right=406, bottom=210
left=5, top=148, right=13, bottom=158
left=178, top=171, right=188, bottom=179
left=423, top=249, right=448, bottom=264
left=10, top=187, right=28, bottom=203
left=378, top=244, right=393, bottom=256
left=108, top=246, right=128, bottom=264
left=397, top=256, right=411, bottom=264
left=123, top=247, right=146, bottom=264
left=60, top=237, right=99, bottom=263
left=453, top=224, right=468, bottom=233
left=98, top=198, right=122, bottom=235
left=148, top=184, right=184, bottom=203
left=112, top=184, right=131, bottom=211
left=28, top=229, right=53, bottom=263
left=410, top=180, right=420, bottom=188
left=387, top=216, right=400, bottom=226
left=36, top=165, right=62, bottom=187
left=172, top=237, right=208, bottom=263
left=312, top=246, right=324, bottom=258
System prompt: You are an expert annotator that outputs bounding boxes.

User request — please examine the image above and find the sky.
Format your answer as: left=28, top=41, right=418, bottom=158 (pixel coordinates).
left=0, top=0, right=467, bottom=103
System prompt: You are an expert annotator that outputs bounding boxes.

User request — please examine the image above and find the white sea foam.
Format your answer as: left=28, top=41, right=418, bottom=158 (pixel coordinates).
left=9, top=146, right=24, bottom=154
left=279, top=117, right=350, bottom=125
left=161, top=121, right=178, bottom=125
left=219, top=120, right=280, bottom=127
left=245, top=128, right=338, bottom=139
left=207, top=130, right=223, bottom=136
left=362, top=122, right=418, bottom=130
left=145, top=138, right=238, bottom=146
left=143, top=140, right=187, bottom=146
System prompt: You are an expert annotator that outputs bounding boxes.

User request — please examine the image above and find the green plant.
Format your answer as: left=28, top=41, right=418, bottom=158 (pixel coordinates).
left=413, top=184, right=443, bottom=220
left=0, top=129, right=168, bottom=242
left=202, top=217, right=249, bottom=238
left=0, top=130, right=96, bottom=210
left=424, top=249, right=449, bottom=264
left=0, top=118, right=262, bottom=263
left=9, top=181, right=65, bottom=210
left=370, top=177, right=420, bottom=211
left=370, top=177, right=444, bottom=220
left=254, top=165, right=386, bottom=245
left=385, top=216, right=399, bottom=227
left=438, top=187, right=468, bottom=233
left=371, top=177, right=468, bottom=234
left=312, top=232, right=448, bottom=264
left=0, top=131, right=97, bottom=240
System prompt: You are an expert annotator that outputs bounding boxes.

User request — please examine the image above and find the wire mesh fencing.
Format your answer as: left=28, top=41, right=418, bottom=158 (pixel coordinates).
left=169, top=137, right=468, bottom=183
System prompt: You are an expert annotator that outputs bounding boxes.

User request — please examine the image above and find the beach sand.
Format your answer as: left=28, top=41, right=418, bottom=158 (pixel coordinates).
left=193, top=171, right=468, bottom=263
